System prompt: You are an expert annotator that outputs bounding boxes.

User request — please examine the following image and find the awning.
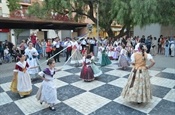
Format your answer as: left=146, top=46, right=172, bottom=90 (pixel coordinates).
left=0, top=17, right=87, bottom=30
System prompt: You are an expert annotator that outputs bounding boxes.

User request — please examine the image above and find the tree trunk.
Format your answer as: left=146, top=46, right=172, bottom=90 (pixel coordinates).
left=106, top=28, right=115, bottom=38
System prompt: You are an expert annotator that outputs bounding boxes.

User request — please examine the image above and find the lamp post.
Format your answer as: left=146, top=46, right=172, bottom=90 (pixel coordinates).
left=96, top=2, right=99, bottom=40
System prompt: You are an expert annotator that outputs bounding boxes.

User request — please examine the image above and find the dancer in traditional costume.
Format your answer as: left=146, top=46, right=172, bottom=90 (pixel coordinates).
left=10, top=54, right=32, bottom=97
left=80, top=55, right=94, bottom=82
left=113, top=43, right=122, bottom=60
left=25, top=42, right=39, bottom=79
left=90, top=52, right=102, bottom=77
left=118, top=45, right=130, bottom=69
left=107, top=44, right=114, bottom=60
left=36, top=59, right=61, bottom=111
left=101, top=47, right=112, bottom=66
left=70, top=38, right=83, bottom=66
left=121, top=43, right=155, bottom=103
left=97, top=44, right=103, bottom=64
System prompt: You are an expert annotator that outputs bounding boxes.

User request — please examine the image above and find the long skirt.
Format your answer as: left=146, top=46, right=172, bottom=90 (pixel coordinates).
left=101, top=53, right=112, bottom=66
left=113, top=51, right=119, bottom=60
left=80, top=65, right=94, bottom=81
left=91, top=63, right=102, bottom=77
left=27, top=58, right=39, bottom=74
left=10, top=72, right=32, bottom=96
left=93, top=46, right=98, bottom=57
left=171, top=47, right=175, bottom=57
left=118, top=55, right=130, bottom=68
left=70, top=49, right=83, bottom=64
left=121, top=68, right=152, bottom=103
left=36, top=80, right=57, bottom=105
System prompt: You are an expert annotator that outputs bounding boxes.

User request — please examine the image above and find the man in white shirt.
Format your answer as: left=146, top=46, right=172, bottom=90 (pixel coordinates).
left=81, top=38, right=87, bottom=50
left=64, top=37, right=73, bottom=61
left=53, top=37, right=61, bottom=62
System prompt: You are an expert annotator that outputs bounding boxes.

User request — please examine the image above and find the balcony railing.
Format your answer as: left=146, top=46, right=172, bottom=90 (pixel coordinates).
left=0, top=10, right=74, bottom=22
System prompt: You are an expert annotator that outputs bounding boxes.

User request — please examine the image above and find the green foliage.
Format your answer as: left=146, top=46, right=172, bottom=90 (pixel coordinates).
left=8, top=0, right=175, bottom=37
left=7, top=0, right=20, bottom=12
left=14, top=29, right=26, bottom=39
left=27, top=2, right=48, bottom=19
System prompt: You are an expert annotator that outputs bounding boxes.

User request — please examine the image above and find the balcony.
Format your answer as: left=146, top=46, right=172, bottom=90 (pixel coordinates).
left=19, top=0, right=31, bottom=6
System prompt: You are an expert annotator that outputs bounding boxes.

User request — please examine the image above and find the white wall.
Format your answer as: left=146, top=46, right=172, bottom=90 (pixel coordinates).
left=61, top=30, right=71, bottom=39
left=0, top=0, right=10, bottom=17
left=134, top=23, right=161, bottom=38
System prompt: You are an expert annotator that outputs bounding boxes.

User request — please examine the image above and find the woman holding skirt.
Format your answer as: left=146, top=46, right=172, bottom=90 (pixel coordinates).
left=90, top=52, right=102, bottom=77
left=36, top=59, right=61, bottom=111
left=10, top=54, right=32, bottom=97
left=121, top=43, right=155, bottom=103
left=80, top=55, right=94, bottom=82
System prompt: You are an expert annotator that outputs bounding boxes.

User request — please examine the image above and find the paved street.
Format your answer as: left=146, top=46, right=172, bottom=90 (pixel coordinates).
left=0, top=55, right=174, bottom=115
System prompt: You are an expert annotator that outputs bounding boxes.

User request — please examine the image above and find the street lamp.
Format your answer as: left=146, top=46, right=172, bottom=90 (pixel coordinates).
left=96, top=2, right=99, bottom=40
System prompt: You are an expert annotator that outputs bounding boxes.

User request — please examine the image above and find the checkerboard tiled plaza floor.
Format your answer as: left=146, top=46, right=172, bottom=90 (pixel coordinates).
left=0, top=59, right=175, bottom=115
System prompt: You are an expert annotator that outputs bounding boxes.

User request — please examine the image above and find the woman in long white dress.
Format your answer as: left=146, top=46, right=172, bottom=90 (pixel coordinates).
left=70, top=38, right=83, bottom=66
left=36, top=59, right=61, bottom=111
left=97, top=44, right=104, bottom=64
left=10, top=54, right=32, bottom=97
left=25, top=42, right=39, bottom=79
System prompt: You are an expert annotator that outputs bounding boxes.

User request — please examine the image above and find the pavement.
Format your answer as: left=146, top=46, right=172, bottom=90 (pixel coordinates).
left=0, top=55, right=175, bottom=115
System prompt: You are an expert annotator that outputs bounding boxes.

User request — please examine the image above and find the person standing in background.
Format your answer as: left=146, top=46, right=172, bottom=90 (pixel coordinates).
left=53, top=37, right=61, bottom=62
left=64, top=38, right=73, bottom=62
left=158, top=35, right=163, bottom=54
left=41, top=39, right=47, bottom=57
left=46, top=39, right=53, bottom=59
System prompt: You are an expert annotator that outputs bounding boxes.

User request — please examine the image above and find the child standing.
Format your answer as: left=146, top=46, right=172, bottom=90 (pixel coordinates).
left=36, top=59, right=61, bottom=111
left=80, top=55, right=94, bottom=82
left=10, top=54, right=32, bottom=97
left=118, top=45, right=130, bottom=69
left=90, top=52, right=102, bottom=77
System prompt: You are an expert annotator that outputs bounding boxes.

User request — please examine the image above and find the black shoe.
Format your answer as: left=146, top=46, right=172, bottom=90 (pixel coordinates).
left=49, top=106, right=56, bottom=111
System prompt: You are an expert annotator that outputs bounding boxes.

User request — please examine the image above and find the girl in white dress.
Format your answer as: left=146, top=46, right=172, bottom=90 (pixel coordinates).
left=97, top=44, right=104, bottom=64
left=25, top=42, right=39, bottom=79
left=10, top=54, right=32, bottom=97
left=36, top=59, right=61, bottom=111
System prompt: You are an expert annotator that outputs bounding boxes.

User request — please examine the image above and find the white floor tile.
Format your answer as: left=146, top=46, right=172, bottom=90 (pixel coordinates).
left=15, top=95, right=60, bottom=115
left=0, top=92, right=13, bottom=106
left=148, top=70, right=160, bottom=77
left=114, top=96, right=161, bottom=113
left=107, top=70, right=130, bottom=77
left=151, top=77, right=175, bottom=88
left=162, top=68, right=175, bottom=74
left=54, top=71, right=72, bottom=78
left=109, top=78, right=128, bottom=88
left=72, top=80, right=105, bottom=91
left=163, top=89, right=175, bottom=102
left=0, top=82, right=11, bottom=91
left=63, top=92, right=111, bottom=115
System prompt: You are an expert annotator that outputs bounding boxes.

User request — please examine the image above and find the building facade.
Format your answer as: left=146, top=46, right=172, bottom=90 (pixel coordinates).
left=134, top=23, right=175, bottom=38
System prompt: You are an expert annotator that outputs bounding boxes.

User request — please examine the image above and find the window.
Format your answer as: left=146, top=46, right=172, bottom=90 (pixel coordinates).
left=0, top=8, right=2, bottom=17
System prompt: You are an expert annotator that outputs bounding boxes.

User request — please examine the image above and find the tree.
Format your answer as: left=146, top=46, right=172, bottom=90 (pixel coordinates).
left=13, top=29, right=26, bottom=44
left=7, top=0, right=20, bottom=12
left=9, top=0, right=175, bottom=38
